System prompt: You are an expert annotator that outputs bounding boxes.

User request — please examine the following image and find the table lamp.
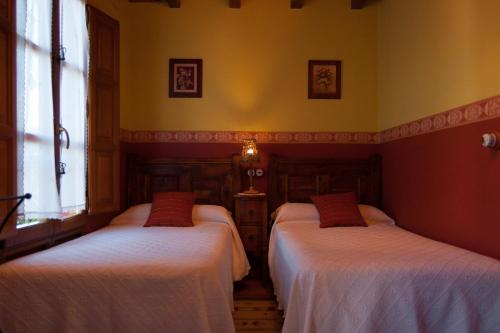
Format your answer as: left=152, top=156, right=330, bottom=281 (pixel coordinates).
left=241, top=139, right=260, bottom=194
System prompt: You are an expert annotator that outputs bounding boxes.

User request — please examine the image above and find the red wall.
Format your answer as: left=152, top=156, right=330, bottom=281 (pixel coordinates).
left=380, top=117, right=500, bottom=260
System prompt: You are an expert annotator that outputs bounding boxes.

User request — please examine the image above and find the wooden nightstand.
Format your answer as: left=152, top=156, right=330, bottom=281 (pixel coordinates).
left=234, top=193, right=268, bottom=279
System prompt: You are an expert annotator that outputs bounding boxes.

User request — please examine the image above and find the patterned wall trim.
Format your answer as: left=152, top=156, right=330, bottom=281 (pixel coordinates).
left=379, top=95, right=500, bottom=143
left=120, top=95, right=500, bottom=144
left=119, top=129, right=379, bottom=144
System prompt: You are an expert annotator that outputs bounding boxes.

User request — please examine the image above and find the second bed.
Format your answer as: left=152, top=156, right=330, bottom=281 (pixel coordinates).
left=268, top=155, right=500, bottom=333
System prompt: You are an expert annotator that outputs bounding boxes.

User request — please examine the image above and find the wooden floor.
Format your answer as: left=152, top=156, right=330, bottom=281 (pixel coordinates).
left=233, top=277, right=283, bottom=332
left=234, top=299, right=283, bottom=332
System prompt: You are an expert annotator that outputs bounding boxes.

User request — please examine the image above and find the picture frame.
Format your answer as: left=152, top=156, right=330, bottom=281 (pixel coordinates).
left=308, top=60, right=341, bottom=99
left=169, top=59, right=203, bottom=98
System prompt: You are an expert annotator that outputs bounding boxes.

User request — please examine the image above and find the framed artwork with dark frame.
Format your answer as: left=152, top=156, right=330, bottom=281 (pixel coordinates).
left=169, top=59, right=203, bottom=98
left=308, top=60, right=341, bottom=99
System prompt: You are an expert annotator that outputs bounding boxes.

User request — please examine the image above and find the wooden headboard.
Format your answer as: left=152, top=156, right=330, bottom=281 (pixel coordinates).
left=268, top=154, right=382, bottom=213
left=127, top=155, right=241, bottom=212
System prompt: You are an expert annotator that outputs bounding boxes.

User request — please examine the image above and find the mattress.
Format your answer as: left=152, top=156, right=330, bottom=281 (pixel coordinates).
left=0, top=204, right=250, bottom=333
left=269, top=219, right=500, bottom=333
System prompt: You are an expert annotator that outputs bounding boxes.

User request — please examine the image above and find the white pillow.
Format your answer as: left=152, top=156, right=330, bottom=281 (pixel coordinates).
left=192, top=204, right=233, bottom=224
left=358, top=204, right=395, bottom=226
left=273, top=202, right=320, bottom=224
left=273, top=202, right=395, bottom=226
left=111, top=203, right=233, bottom=226
left=111, top=203, right=152, bottom=225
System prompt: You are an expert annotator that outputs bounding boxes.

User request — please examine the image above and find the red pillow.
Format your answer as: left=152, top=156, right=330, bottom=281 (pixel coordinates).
left=144, top=192, right=196, bottom=227
left=310, top=192, right=367, bottom=228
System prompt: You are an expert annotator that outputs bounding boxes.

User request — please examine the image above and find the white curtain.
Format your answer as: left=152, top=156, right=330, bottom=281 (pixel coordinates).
left=17, top=0, right=89, bottom=219
left=17, top=0, right=61, bottom=218
left=59, top=0, right=89, bottom=214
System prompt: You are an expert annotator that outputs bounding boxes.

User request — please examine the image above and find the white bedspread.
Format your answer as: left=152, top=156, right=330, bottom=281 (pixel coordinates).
left=0, top=205, right=250, bottom=333
left=269, top=220, right=500, bottom=333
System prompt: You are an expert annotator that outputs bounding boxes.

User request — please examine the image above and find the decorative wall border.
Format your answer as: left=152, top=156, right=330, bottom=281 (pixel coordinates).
left=379, top=95, right=500, bottom=143
left=119, top=129, right=379, bottom=144
left=120, top=95, right=500, bottom=144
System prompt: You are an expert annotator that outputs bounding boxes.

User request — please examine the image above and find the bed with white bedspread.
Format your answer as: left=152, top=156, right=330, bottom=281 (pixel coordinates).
left=267, top=155, right=500, bottom=333
left=0, top=203, right=249, bottom=333
left=269, top=203, right=500, bottom=333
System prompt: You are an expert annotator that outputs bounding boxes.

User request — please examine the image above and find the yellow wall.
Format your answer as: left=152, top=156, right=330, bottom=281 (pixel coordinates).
left=117, top=0, right=379, bottom=132
left=91, top=0, right=500, bottom=132
left=378, top=0, right=500, bottom=129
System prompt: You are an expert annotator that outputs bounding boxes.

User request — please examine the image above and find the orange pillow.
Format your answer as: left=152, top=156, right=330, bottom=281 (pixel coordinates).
left=310, top=192, right=367, bottom=228
left=144, top=192, right=196, bottom=227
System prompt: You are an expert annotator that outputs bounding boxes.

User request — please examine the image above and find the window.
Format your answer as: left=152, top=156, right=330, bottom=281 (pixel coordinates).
left=16, top=0, right=89, bottom=225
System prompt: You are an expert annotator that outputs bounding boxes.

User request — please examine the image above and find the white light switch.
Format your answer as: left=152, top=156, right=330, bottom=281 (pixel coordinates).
left=482, top=132, right=500, bottom=149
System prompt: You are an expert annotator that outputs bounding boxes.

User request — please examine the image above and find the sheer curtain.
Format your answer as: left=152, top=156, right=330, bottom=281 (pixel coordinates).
left=17, top=0, right=61, bottom=218
left=60, top=0, right=89, bottom=214
left=17, top=0, right=89, bottom=220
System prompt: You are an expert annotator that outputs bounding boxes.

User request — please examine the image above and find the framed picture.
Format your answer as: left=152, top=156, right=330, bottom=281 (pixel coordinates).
left=169, top=59, right=203, bottom=98
left=308, top=60, right=341, bottom=99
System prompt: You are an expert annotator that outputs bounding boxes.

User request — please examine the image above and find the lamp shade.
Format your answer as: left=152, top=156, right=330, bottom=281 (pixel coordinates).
left=241, top=139, right=259, bottom=162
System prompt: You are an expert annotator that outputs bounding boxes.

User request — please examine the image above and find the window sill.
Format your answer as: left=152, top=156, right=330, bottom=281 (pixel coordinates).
left=16, top=210, right=85, bottom=230
left=4, top=214, right=87, bottom=261
left=2, top=211, right=118, bottom=262
left=17, top=220, right=44, bottom=229
left=58, top=210, right=86, bottom=222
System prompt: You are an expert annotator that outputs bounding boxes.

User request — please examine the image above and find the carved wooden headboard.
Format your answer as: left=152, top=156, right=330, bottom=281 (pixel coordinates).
left=127, top=155, right=241, bottom=212
left=268, top=154, right=382, bottom=213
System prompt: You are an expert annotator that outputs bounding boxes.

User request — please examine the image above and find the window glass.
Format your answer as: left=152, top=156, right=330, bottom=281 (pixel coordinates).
left=16, top=0, right=89, bottom=224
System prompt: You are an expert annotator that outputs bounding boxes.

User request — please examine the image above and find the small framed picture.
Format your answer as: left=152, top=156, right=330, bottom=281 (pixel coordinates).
left=169, top=59, right=203, bottom=98
left=308, top=60, right=341, bottom=99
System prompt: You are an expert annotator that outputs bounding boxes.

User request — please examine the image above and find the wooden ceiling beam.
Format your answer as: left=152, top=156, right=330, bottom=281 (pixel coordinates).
left=291, top=0, right=303, bottom=9
left=228, top=0, right=303, bottom=9
left=351, top=0, right=366, bottom=10
left=128, top=0, right=180, bottom=8
left=229, top=0, right=241, bottom=8
left=165, top=0, right=180, bottom=8
left=129, top=0, right=367, bottom=10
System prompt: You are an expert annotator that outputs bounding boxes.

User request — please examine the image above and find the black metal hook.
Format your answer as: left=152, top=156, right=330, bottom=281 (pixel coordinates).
left=0, top=193, right=32, bottom=234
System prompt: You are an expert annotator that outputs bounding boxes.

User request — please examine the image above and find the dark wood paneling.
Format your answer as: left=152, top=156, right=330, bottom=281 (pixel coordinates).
left=95, top=25, right=117, bottom=79
left=94, top=151, right=115, bottom=208
left=95, top=82, right=115, bottom=140
left=0, top=0, right=15, bottom=240
left=0, top=141, right=10, bottom=236
left=0, top=29, right=8, bottom=122
left=87, top=5, right=120, bottom=215
left=127, top=155, right=241, bottom=212
left=268, top=155, right=382, bottom=214
left=0, top=0, right=8, bottom=20
left=120, top=142, right=380, bottom=211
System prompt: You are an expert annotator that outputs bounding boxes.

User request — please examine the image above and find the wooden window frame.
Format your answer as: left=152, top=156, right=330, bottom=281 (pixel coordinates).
left=1, top=2, right=120, bottom=261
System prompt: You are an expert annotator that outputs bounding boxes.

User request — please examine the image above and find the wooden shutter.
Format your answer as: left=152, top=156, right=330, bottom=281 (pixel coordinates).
left=87, top=6, right=120, bottom=214
left=0, top=0, right=15, bottom=239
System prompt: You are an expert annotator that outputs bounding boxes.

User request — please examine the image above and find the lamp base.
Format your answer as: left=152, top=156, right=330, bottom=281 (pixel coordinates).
left=242, top=187, right=260, bottom=194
